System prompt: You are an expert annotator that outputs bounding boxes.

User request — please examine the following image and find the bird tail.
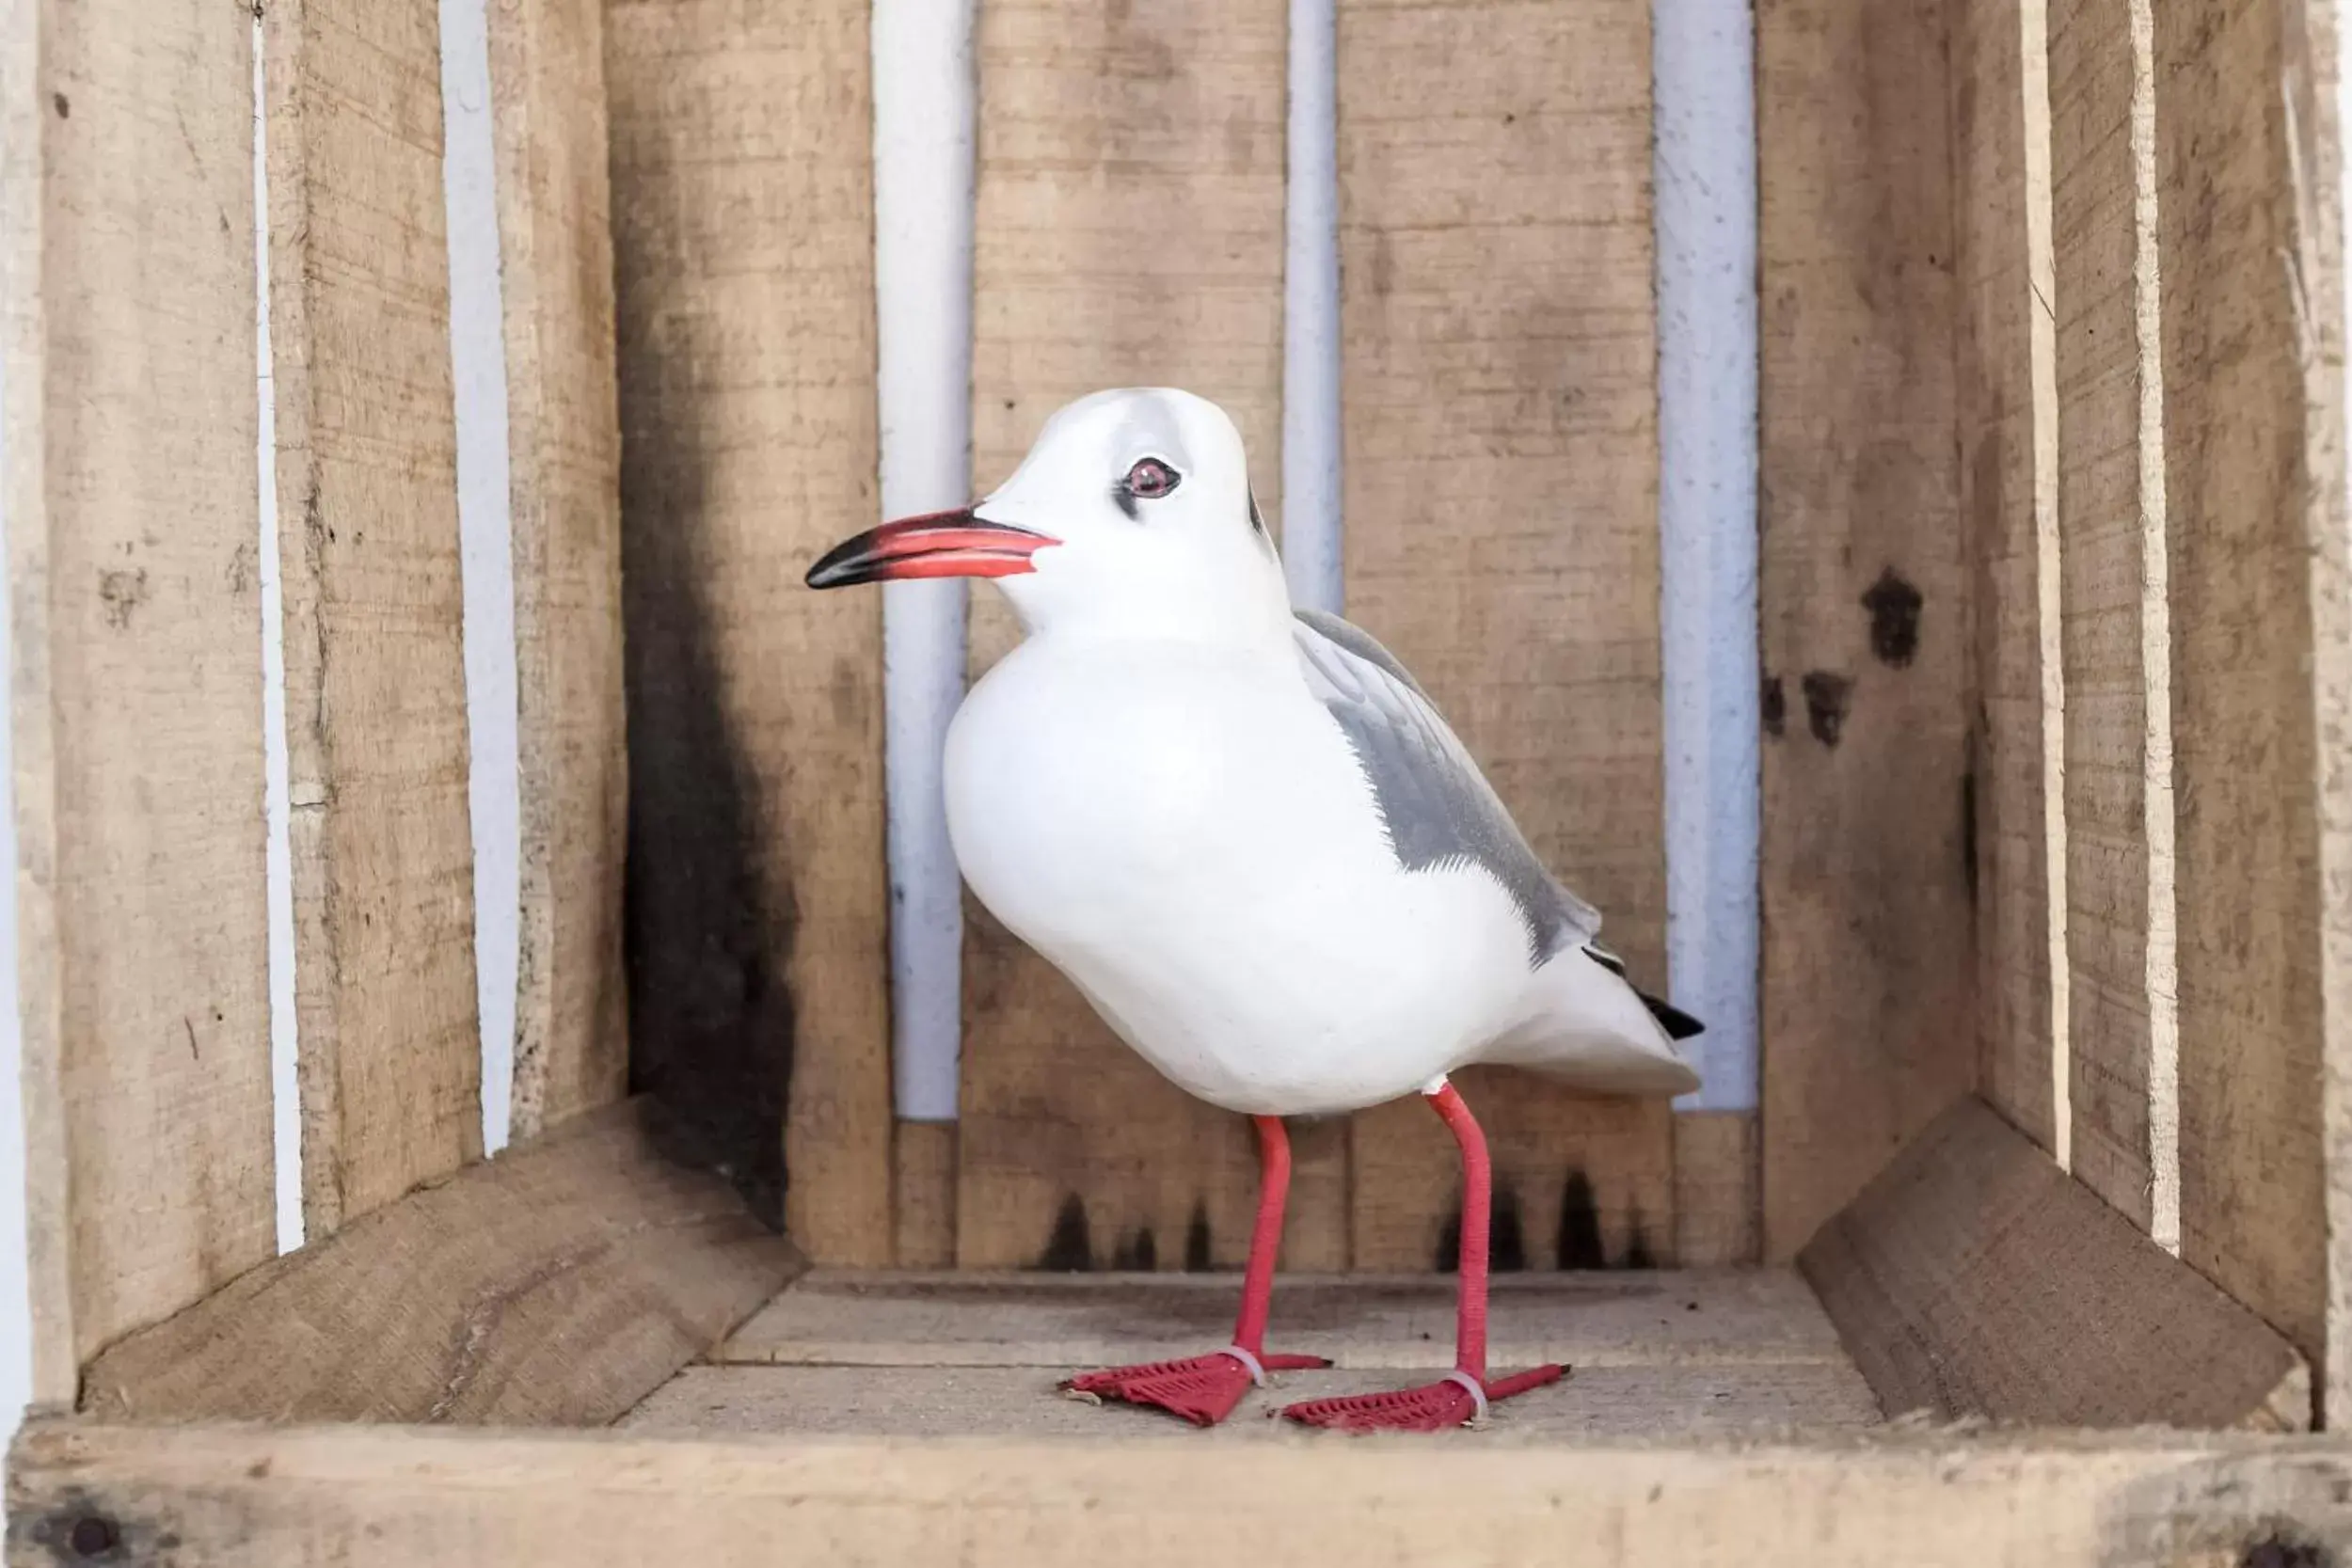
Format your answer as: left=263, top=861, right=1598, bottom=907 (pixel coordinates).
left=1476, top=947, right=1703, bottom=1099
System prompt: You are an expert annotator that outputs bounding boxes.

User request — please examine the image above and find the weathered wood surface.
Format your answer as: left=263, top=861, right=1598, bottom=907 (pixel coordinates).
left=1338, top=0, right=1675, bottom=1272
left=1800, top=1097, right=2310, bottom=1431
left=16, top=1423, right=2352, bottom=1566
left=2150, top=0, right=2345, bottom=1385
left=952, top=0, right=1302, bottom=1274
left=78, top=1102, right=803, bottom=1427
left=3, top=0, right=276, bottom=1396
left=715, top=1268, right=1855, bottom=1370
left=488, top=0, right=630, bottom=1139
left=604, top=0, right=892, bottom=1256
left=1956, top=0, right=2065, bottom=1160
left=265, top=0, right=484, bottom=1236
left=1756, top=0, right=1975, bottom=1257
left=627, top=1361, right=1881, bottom=1439
left=1673, top=1111, right=1758, bottom=1267
left=2050, top=0, right=2175, bottom=1240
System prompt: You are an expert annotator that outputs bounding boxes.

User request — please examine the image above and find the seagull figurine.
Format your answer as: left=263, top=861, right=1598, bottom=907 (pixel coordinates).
left=806, top=387, right=1702, bottom=1433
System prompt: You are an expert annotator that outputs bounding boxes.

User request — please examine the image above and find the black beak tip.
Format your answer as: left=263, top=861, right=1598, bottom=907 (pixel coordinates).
left=804, top=541, right=863, bottom=591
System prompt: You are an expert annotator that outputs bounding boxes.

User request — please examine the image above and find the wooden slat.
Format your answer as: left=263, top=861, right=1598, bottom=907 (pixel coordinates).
left=715, top=1268, right=1858, bottom=1370
left=604, top=0, right=892, bottom=1257
left=1956, top=0, right=2064, bottom=1160
left=1756, top=0, right=1975, bottom=1257
left=264, top=0, right=484, bottom=1233
left=3, top=0, right=275, bottom=1394
left=1799, top=1096, right=2310, bottom=1430
left=1673, top=1112, right=1759, bottom=1267
left=78, top=1101, right=803, bottom=1426
left=625, top=1361, right=1882, bottom=1439
left=2150, top=0, right=2342, bottom=1370
left=2050, top=0, right=2174, bottom=1235
left=1338, top=0, right=1673, bottom=1272
left=18, top=1423, right=2352, bottom=1566
left=487, top=0, right=629, bottom=1137
left=891, top=1120, right=956, bottom=1269
left=954, top=0, right=1304, bottom=1272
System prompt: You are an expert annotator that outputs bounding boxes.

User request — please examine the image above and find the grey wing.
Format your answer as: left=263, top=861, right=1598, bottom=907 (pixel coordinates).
left=1292, top=609, right=1602, bottom=966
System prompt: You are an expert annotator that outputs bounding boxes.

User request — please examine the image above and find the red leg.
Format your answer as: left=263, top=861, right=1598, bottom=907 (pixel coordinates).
left=1281, top=1080, right=1565, bottom=1433
left=1061, top=1115, right=1329, bottom=1425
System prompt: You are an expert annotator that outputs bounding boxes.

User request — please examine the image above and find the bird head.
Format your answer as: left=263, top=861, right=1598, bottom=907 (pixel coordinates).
left=805, top=388, right=1291, bottom=647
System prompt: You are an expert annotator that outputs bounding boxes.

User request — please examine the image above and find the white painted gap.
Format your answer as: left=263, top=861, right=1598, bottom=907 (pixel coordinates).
left=1655, top=0, right=1760, bottom=1111
left=255, top=18, right=304, bottom=1255
left=438, top=0, right=521, bottom=1157
left=2125, top=0, right=2179, bottom=1255
left=873, top=0, right=977, bottom=1123
left=1281, top=0, right=1343, bottom=616
left=2020, top=0, right=2072, bottom=1169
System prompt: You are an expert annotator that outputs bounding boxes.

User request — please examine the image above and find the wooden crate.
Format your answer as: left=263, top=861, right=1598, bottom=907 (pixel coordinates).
left=5, top=0, right=2352, bottom=1559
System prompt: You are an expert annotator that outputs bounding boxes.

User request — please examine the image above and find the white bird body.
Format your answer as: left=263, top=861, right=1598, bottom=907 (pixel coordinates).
left=806, top=384, right=1698, bottom=1432
left=927, top=389, right=1698, bottom=1117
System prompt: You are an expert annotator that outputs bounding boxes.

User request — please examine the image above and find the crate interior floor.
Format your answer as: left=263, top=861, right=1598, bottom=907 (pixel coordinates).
left=622, top=1269, right=1881, bottom=1439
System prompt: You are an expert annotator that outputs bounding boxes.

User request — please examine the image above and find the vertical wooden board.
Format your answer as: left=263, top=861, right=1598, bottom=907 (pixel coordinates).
left=1758, top=0, right=1974, bottom=1257
left=955, top=0, right=1311, bottom=1272
left=605, top=0, right=892, bottom=1261
left=2050, top=0, right=2169, bottom=1233
left=1954, top=0, right=2059, bottom=1160
left=265, top=0, right=485, bottom=1234
left=1674, top=1111, right=1758, bottom=1267
left=4, top=0, right=277, bottom=1390
left=1337, top=0, right=1672, bottom=1271
left=2151, top=0, right=2342, bottom=1367
left=487, top=0, right=629, bottom=1138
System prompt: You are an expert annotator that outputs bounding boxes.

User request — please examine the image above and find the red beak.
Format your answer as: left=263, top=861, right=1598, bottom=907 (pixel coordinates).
left=804, top=508, right=1057, bottom=588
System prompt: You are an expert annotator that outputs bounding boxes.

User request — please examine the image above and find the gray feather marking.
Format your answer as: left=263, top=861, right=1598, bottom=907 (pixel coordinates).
left=1292, top=610, right=1601, bottom=966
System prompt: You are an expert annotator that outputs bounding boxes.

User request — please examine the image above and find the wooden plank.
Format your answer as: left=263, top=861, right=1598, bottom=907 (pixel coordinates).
left=624, top=1361, right=1881, bottom=1439
left=892, top=1120, right=956, bottom=1268
left=1799, top=1096, right=2310, bottom=1430
left=78, top=1101, right=803, bottom=1426
left=264, top=0, right=484, bottom=1234
left=487, top=0, right=629, bottom=1138
left=2050, top=0, right=2175, bottom=1236
left=2, top=0, right=276, bottom=1393
left=716, top=1268, right=1857, bottom=1370
left=1956, top=0, right=2065, bottom=1161
left=18, top=1424, right=2352, bottom=1567
left=1337, top=0, right=1673, bottom=1272
left=954, top=0, right=1305, bottom=1272
left=604, top=0, right=892, bottom=1257
left=2150, top=0, right=2343, bottom=1377
left=1757, top=0, right=1974, bottom=1257
left=1673, top=1112, right=1758, bottom=1267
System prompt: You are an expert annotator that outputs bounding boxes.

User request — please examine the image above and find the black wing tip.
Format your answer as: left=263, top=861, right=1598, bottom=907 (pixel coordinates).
left=1640, top=992, right=1708, bottom=1041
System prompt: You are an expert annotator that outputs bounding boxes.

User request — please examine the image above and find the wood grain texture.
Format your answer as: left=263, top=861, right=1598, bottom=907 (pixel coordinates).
left=1338, top=0, right=1673, bottom=1273
left=892, top=1120, right=955, bottom=1269
left=264, top=0, right=484, bottom=1235
left=1757, top=0, right=1974, bottom=1257
left=1673, top=1112, right=1758, bottom=1266
left=78, top=1101, right=803, bottom=1426
left=1799, top=1097, right=2310, bottom=1430
left=626, top=1361, right=1882, bottom=1438
left=2, top=0, right=275, bottom=1395
left=955, top=0, right=1305, bottom=1272
left=488, top=0, right=629, bottom=1138
left=2050, top=0, right=2174, bottom=1236
left=1956, top=0, right=2063, bottom=1159
left=2151, top=0, right=2341, bottom=1369
left=604, top=0, right=892, bottom=1257
left=18, top=1423, right=2352, bottom=1567
left=716, top=1268, right=1857, bottom=1369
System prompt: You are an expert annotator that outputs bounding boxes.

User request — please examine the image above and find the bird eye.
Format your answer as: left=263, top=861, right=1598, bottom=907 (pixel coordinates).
left=1124, top=457, right=1181, bottom=500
